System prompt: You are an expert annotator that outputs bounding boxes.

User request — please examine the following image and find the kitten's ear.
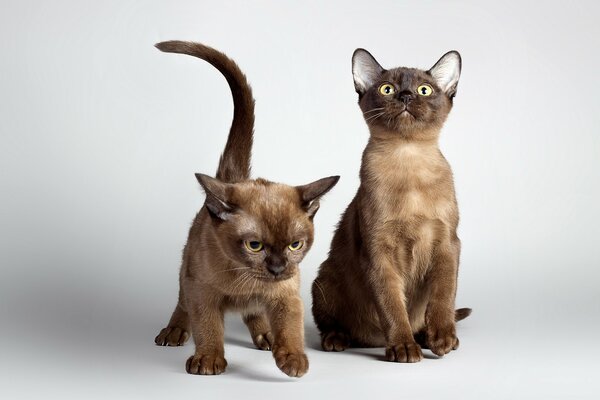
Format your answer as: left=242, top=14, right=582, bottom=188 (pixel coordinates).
left=352, top=49, right=384, bottom=95
left=195, top=173, right=235, bottom=220
left=296, top=176, right=340, bottom=217
left=428, top=51, right=461, bottom=98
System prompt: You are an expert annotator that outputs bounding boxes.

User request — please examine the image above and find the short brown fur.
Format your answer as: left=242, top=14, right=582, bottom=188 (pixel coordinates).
left=312, top=49, right=470, bottom=362
left=154, top=41, right=338, bottom=377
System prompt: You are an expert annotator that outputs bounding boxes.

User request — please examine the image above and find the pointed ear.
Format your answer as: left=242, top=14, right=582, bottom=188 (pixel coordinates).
left=195, top=173, right=235, bottom=220
left=428, top=51, right=461, bottom=98
left=296, top=176, right=340, bottom=217
left=352, top=49, right=384, bottom=95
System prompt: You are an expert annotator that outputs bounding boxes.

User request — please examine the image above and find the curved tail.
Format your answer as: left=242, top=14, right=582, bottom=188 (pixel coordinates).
left=155, top=41, right=255, bottom=183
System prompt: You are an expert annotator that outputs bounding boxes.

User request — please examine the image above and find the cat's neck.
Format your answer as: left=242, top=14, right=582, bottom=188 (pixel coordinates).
left=366, top=126, right=441, bottom=152
left=360, top=127, right=447, bottom=187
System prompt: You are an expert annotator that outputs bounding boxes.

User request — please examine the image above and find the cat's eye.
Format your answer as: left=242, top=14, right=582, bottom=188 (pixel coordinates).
left=417, top=84, right=433, bottom=96
left=379, top=84, right=395, bottom=96
left=288, top=240, right=304, bottom=251
left=244, top=240, right=264, bottom=252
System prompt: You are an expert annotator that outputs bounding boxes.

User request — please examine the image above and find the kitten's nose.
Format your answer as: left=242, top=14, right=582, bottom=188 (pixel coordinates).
left=399, top=92, right=414, bottom=105
left=267, top=264, right=286, bottom=276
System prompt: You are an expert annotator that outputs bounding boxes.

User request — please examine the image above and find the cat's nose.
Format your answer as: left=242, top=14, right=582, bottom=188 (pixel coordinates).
left=267, top=264, right=286, bottom=276
left=399, top=92, right=414, bottom=105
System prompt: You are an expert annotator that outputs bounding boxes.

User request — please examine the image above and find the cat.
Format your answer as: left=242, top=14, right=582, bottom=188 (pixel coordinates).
left=311, top=48, right=471, bottom=363
left=153, top=41, right=339, bottom=377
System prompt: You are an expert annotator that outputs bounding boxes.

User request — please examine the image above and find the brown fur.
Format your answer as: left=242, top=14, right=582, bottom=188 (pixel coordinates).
left=312, top=49, right=470, bottom=362
left=153, top=41, right=338, bottom=377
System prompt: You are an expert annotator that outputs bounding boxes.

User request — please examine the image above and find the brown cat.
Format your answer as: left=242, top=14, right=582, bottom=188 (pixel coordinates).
left=153, top=41, right=338, bottom=377
left=312, top=49, right=471, bottom=362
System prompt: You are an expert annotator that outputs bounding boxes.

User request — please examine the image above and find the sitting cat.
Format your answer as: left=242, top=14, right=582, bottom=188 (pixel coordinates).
left=154, top=41, right=338, bottom=377
left=312, top=48, right=470, bottom=362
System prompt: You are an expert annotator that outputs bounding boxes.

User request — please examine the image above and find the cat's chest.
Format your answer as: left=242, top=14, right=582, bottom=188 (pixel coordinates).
left=364, top=144, right=454, bottom=221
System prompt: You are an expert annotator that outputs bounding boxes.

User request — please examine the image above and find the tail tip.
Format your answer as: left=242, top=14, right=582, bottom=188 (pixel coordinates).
left=455, top=307, right=472, bottom=321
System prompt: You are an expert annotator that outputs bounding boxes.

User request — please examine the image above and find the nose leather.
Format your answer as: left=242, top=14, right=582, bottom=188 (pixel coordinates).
left=399, top=91, right=414, bottom=105
left=267, top=264, right=285, bottom=276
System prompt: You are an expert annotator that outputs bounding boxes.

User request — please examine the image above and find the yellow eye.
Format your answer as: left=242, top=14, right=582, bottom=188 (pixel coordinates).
left=379, top=84, right=395, bottom=96
left=417, top=84, right=433, bottom=96
left=244, top=241, right=263, bottom=252
left=288, top=240, right=304, bottom=251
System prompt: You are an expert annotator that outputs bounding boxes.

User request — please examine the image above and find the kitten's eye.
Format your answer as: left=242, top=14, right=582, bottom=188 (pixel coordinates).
left=379, top=84, right=395, bottom=96
left=244, top=241, right=264, bottom=252
left=288, top=240, right=304, bottom=251
left=417, top=84, right=433, bottom=96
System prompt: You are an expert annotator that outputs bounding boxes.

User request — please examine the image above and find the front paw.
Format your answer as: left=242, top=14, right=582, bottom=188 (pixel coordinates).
left=185, top=353, right=227, bottom=375
left=155, top=326, right=189, bottom=346
left=426, top=322, right=459, bottom=356
left=385, top=340, right=423, bottom=363
left=273, top=348, right=309, bottom=377
left=252, top=332, right=274, bottom=351
left=321, top=330, right=350, bottom=352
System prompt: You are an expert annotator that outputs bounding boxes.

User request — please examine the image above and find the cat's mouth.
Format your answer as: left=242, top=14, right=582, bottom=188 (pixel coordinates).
left=253, top=273, right=295, bottom=283
left=399, top=108, right=414, bottom=117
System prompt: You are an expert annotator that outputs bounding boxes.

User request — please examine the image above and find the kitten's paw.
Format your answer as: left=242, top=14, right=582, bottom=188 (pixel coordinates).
left=273, top=348, right=309, bottom=377
left=385, top=341, right=423, bottom=363
left=321, top=330, right=350, bottom=352
left=252, top=332, right=274, bottom=351
left=155, top=326, right=189, bottom=346
left=185, top=354, right=227, bottom=375
left=426, top=323, right=459, bottom=356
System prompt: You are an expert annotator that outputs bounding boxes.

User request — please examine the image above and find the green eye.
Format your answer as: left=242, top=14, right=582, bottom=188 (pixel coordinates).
left=417, top=84, right=433, bottom=96
left=379, top=83, right=395, bottom=96
left=244, top=241, right=264, bottom=252
left=288, top=240, right=304, bottom=251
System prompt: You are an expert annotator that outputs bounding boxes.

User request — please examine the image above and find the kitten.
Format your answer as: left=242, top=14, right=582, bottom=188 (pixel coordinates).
left=311, top=49, right=471, bottom=362
left=153, top=41, right=338, bottom=377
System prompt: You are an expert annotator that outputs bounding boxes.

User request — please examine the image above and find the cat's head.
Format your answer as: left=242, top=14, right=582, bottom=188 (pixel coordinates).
left=196, top=173, right=339, bottom=282
left=352, top=49, right=461, bottom=138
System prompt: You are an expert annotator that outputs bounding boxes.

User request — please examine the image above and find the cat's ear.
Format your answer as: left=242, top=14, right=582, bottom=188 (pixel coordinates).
left=195, top=173, right=235, bottom=220
left=296, top=176, right=340, bottom=217
left=352, top=49, right=384, bottom=95
left=428, top=51, right=461, bottom=98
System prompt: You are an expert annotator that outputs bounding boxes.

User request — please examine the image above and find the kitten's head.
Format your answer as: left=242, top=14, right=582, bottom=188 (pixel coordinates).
left=196, top=173, right=339, bottom=282
left=352, top=49, right=461, bottom=138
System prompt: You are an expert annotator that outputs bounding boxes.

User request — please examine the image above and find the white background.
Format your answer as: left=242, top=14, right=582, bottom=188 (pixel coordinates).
left=1, top=0, right=599, bottom=399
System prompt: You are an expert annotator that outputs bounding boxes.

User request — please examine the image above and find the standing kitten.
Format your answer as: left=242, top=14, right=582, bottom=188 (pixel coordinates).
left=312, top=49, right=470, bottom=362
left=153, top=41, right=338, bottom=377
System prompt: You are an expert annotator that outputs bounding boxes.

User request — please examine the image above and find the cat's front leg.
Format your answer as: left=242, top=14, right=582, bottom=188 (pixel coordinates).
left=184, top=284, right=227, bottom=375
left=243, top=312, right=274, bottom=351
left=366, top=249, right=423, bottom=363
left=266, top=294, right=308, bottom=377
left=425, top=238, right=460, bottom=356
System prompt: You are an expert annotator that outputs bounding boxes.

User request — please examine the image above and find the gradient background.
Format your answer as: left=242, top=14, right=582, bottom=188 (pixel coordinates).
left=1, top=0, right=599, bottom=398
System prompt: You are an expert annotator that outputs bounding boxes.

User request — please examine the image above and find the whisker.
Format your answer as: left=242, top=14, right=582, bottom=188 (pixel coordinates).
left=314, top=279, right=327, bottom=305
left=362, top=107, right=384, bottom=115
left=228, top=271, right=249, bottom=293
left=365, top=112, right=385, bottom=122
left=214, top=267, right=251, bottom=275
left=235, top=273, right=254, bottom=296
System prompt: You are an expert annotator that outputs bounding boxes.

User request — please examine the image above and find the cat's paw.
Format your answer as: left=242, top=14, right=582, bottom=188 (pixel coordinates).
left=185, top=354, right=227, bottom=375
left=273, top=348, right=309, bottom=377
left=155, top=326, right=189, bottom=346
left=321, top=330, right=350, bottom=352
left=252, top=332, right=274, bottom=351
left=426, top=323, right=459, bottom=356
left=385, top=341, right=423, bottom=363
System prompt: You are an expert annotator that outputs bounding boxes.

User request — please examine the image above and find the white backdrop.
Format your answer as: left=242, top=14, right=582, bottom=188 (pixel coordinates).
left=1, top=1, right=599, bottom=399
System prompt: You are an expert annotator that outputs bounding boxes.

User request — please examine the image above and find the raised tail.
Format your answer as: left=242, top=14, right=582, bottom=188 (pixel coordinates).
left=155, top=41, right=255, bottom=183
